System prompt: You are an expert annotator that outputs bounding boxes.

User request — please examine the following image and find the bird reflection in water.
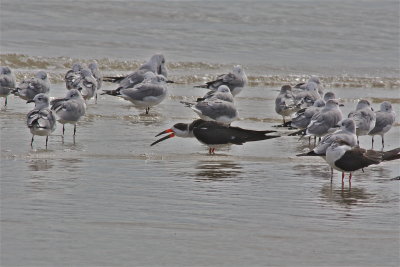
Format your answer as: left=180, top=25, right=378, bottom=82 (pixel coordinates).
left=28, top=159, right=53, bottom=172
left=194, top=160, right=243, bottom=181
left=320, top=182, right=374, bottom=208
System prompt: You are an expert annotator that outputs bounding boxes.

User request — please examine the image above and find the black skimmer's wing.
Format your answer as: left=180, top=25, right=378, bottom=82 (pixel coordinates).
left=334, top=147, right=382, bottom=172
left=192, top=120, right=279, bottom=146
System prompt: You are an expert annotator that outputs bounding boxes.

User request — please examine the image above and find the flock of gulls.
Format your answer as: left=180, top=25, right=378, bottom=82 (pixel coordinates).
left=0, top=53, right=398, bottom=182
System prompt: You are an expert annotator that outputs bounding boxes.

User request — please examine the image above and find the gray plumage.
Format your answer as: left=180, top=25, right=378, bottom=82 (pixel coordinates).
left=115, top=72, right=169, bottom=114
left=26, top=93, right=56, bottom=148
left=14, top=71, right=50, bottom=101
left=313, top=118, right=357, bottom=155
left=189, top=98, right=239, bottom=125
left=368, top=101, right=396, bottom=148
left=291, top=99, right=325, bottom=129
left=348, top=99, right=376, bottom=139
left=78, top=69, right=98, bottom=101
left=323, top=91, right=336, bottom=102
left=195, top=65, right=248, bottom=96
left=199, top=85, right=235, bottom=103
left=0, top=66, right=16, bottom=106
left=293, top=81, right=322, bottom=108
left=88, top=61, right=103, bottom=90
left=104, top=54, right=168, bottom=91
left=275, top=85, right=301, bottom=124
left=306, top=99, right=343, bottom=138
left=295, top=75, right=324, bottom=96
left=65, top=62, right=84, bottom=90
left=51, top=89, right=86, bottom=136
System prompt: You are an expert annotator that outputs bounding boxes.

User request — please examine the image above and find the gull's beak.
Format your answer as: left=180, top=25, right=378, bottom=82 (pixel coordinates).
left=26, top=99, right=34, bottom=104
left=339, top=103, right=345, bottom=107
left=151, top=129, right=175, bottom=146
left=166, top=80, right=175, bottom=83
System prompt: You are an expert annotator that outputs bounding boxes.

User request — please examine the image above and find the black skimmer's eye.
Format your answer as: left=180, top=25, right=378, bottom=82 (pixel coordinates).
left=151, top=129, right=175, bottom=146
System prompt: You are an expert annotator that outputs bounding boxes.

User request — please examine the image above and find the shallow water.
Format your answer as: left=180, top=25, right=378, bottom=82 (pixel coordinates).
left=1, top=0, right=400, bottom=266
left=1, top=82, right=400, bottom=266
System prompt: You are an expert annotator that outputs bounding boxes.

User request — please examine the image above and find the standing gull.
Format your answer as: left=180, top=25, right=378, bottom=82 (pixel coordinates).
left=65, top=62, right=84, bottom=90
left=88, top=61, right=103, bottom=90
left=0, top=66, right=16, bottom=107
left=182, top=89, right=238, bottom=125
left=294, top=75, right=324, bottom=96
left=297, top=118, right=357, bottom=157
left=275, top=85, right=301, bottom=124
left=291, top=99, right=326, bottom=130
left=13, top=71, right=50, bottom=101
left=103, top=54, right=168, bottom=92
left=151, top=119, right=279, bottom=154
left=368, top=101, right=396, bottom=148
left=78, top=69, right=98, bottom=103
left=293, top=81, right=321, bottom=108
left=304, top=99, right=343, bottom=141
left=348, top=99, right=376, bottom=144
left=102, top=72, right=171, bottom=114
left=195, top=65, right=248, bottom=96
left=51, top=89, right=86, bottom=138
left=26, top=93, right=56, bottom=148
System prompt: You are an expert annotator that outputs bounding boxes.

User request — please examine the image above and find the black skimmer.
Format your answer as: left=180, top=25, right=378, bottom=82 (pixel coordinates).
left=194, top=65, right=248, bottom=96
left=326, top=139, right=400, bottom=182
left=151, top=119, right=280, bottom=154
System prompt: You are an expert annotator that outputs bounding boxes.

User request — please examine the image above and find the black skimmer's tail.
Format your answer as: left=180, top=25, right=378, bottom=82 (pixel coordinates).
left=151, top=119, right=280, bottom=154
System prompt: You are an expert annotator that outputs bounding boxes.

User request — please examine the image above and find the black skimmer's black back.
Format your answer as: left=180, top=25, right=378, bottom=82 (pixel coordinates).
left=151, top=119, right=280, bottom=154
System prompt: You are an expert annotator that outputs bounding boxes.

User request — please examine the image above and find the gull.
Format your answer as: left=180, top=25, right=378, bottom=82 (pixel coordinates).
left=294, top=75, right=324, bottom=96
left=348, top=99, right=376, bottom=144
left=26, top=93, right=56, bottom=148
left=102, top=72, right=172, bottom=114
left=78, top=69, right=98, bottom=103
left=326, top=139, right=400, bottom=182
left=88, top=61, right=103, bottom=90
left=182, top=90, right=238, bottom=125
left=368, top=101, right=396, bottom=148
left=293, top=81, right=321, bottom=108
left=50, top=89, right=86, bottom=138
left=13, top=71, right=51, bottom=101
left=103, top=54, right=168, bottom=91
left=297, top=118, right=357, bottom=156
left=0, top=66, right=16, bottom=107
left=305, top=99, right=343, bottom=141
left=291, top=99, right=326, bottom=130
left=194, top=65, right=248, bottom=96
left=65, top=62, right=84, bottom=90
left=150, top=119, right=280, bottom=154
left=275, top=85, right=301, bottom=124
left=196, top=85, right=234, bottom=103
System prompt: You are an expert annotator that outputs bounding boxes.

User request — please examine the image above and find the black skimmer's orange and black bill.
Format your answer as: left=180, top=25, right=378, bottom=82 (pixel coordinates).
left=325, top=139, right=400, bottom=182
left=150, top=119, right=281, bottom=154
